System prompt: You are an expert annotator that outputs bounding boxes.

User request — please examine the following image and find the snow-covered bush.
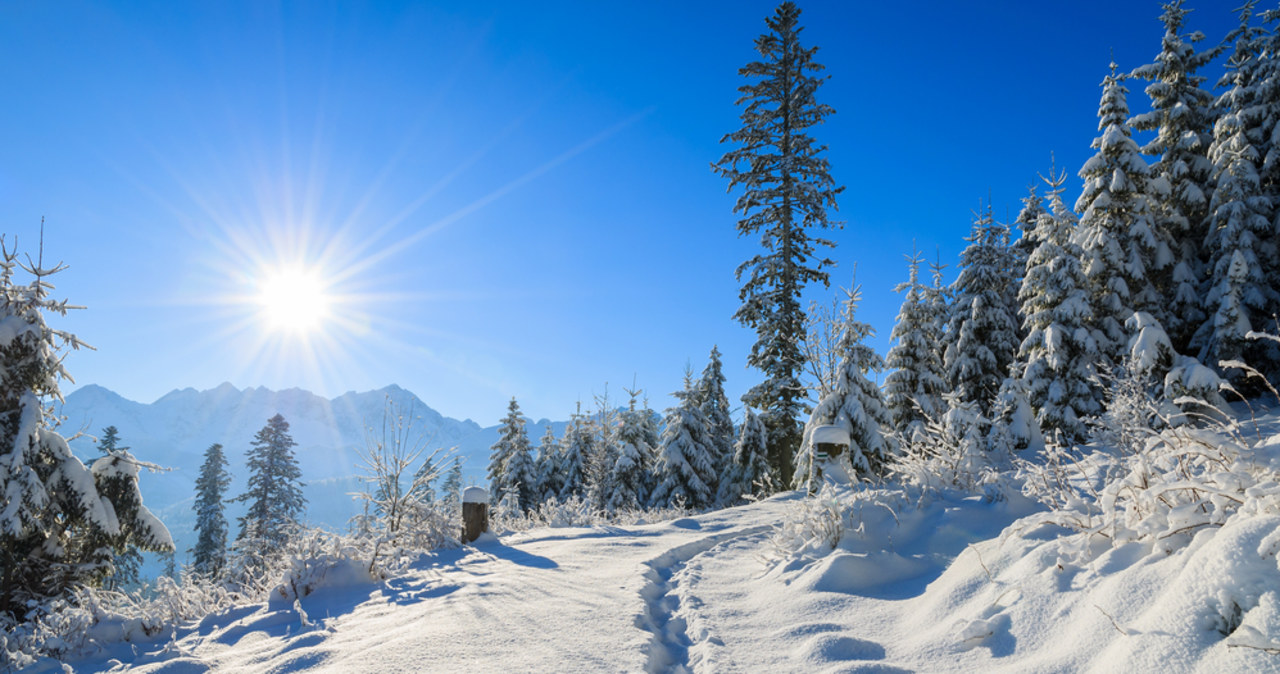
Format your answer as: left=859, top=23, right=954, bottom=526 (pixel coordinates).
left=1020, top=404, right=1280, bottom=556
left=892, top=397, right=1020, bottom=500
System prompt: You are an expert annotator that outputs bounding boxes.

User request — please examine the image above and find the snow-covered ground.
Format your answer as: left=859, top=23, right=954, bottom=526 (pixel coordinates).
left=33, top=408, right=1280, bottom=672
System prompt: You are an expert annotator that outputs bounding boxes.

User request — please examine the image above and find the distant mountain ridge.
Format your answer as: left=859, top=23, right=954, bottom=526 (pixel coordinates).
left=57, top=383, right=567, bottom=566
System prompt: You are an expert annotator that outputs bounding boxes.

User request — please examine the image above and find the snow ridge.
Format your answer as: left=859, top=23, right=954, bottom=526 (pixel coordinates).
left=637, top=520, right=773, bottom=673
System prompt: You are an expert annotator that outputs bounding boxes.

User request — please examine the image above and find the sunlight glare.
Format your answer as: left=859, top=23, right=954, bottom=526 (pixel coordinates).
left=258, top=268, right=330, bottom=334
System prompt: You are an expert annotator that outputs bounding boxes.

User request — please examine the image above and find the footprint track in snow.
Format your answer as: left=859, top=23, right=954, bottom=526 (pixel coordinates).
left=637, top=524, right=774, bottom=673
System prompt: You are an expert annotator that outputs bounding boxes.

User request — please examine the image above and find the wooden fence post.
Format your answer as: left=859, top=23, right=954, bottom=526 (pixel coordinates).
left=462, top=486, right=490, bottom=544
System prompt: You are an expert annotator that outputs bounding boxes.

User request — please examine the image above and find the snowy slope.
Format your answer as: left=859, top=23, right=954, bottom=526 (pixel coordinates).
left=56, top=384, right=568, bottom=563
left=33, top=479, right=1280, bottom=673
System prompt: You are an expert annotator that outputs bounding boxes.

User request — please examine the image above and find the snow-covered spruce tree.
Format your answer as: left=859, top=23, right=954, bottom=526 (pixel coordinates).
left=557, top=403, right=594, bottom=502
left=1253, top=7, right=1280, bottom=343
left=717, top=407, right=772, bottom=505
left=487, top=397, right=536, bottom=511
left=795, top=283, right=897, bottom=491
left=0, top=241, right=167, bottom=618
left=713, top=1, right=843, bottom=488
left=586, top=390, right=620, bottom=513
left=81, top=447, right=171, bottom=591
left=440, top=456, right=463, bottom=507
left=1011, top=184, right=1046, bottom=282
left=1074, top=62, right=1171, bottom=365
left=944, top=204, right=1022, bottom=416
left=608, top=388, right=654, bottom=512
left=987, top=377, right=1043, bottom=454
left=885, top=250, right=946, bottom=442
left=924, top=253, right=952, bottom=379
left=91, top=426, right=140, bottom=590
left=411, top=451, right=438, bottom=504
left=638, top=396, right=663, bottom=501
left=1018, top=168, right=1104, bottom=445
left=650, top=372, right=716, bottom=510
left=533, top=424, right=561, bottom=504
left=231, top=413, right=306, bottom=563
left=191, top=442, right=231, bottom=578
left=694, top=346, right=734, bottom=498
left=1193, top=7, right=1280, bottom=382
left=1130, top=0, right=1220, bottom=353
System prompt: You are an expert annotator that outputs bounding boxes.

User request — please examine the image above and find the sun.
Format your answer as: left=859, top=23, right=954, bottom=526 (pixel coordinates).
left=257, top=267, right=331, bottom=334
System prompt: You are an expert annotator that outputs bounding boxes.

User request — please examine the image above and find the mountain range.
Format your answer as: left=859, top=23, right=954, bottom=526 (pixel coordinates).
left=56, top=383, right=568, bottom=565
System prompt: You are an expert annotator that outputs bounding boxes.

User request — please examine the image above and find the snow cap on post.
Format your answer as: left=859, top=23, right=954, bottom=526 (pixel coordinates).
left=463, top=486, right=489, bottom=504
left=812, top=425, right=850, bottom=447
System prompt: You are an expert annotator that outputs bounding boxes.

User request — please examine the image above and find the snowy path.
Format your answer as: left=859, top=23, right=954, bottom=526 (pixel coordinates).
left=56, top=495, right=804, bottom=673
left=42, top=483, right=1280, bottom=673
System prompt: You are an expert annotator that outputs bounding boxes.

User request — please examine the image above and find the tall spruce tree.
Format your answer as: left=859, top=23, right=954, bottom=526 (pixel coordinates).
left=713, top=1, right=843, bottom=488
left=232, top=414, right=306, bottom=561
left=488, top=397, right=535, bottom=510
left=885, top=250, right=946, bottom=441
left=191, top=442, right=231, bottom=577
left=650, top=372, right=716, bottom=510
left=0, top=242, right=169, bottom=618
left=795, top=283, right=896, bottom=490
left=1018, top=169, right=1103, bottom=445
left=944, top=204, right=1022, bottom=416
left=1194, top=5, right=1279, bottom=379
left=1130, top=0, right=1220, bottom=353
left=1074, top=62, right=1170, bottom=365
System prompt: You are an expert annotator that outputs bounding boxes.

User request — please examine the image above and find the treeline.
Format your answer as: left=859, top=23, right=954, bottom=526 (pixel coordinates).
left=487, top=347, right=771, bottom=516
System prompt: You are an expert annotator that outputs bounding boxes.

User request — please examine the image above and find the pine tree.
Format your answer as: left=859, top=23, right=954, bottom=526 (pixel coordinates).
left=586, top=389, right=619, bottom=512
left=488, top=397, right=535, bottom=511
left=1130, top=0, right=1220, bottom=352
left=1194, top=6, right=1279, bottom=379
left=191, top=442, right=231, bottom=577
left=84, top=448, right=171, bottom=590
left=232, top=414, right=306, bottom=562
left=608, top=387, right=653, bottom=512
left=694, top=346, right=734, bottom=499
left=1012, top=185, right=1046, bottom=278
left=441, top=456, right=464, bottom=506
left=412, top=454, right=438, bottom=504
left=557, top=404, right=594, bottom=502
left=1018, top=169, right=1104, bottom=445
left=534, top=425, right=562, bottom=504
left=713, top=1, right=843, bottom=488
left=795, top=283, right=897, bottom=490
left=0, top=241, right=169, bottom=618
left=650, top=372, right=716, bottom=510
left=96, top=425, right=122, bottom=455
left=885, top=250, right=946, bottom=441
left=718, top=407, right=771, bottom=505
left=92, top=426, right=141, bottom=590
left=944, top=204, right=1022, bottom=416
left=1074, top=62, right=1171, bottom=364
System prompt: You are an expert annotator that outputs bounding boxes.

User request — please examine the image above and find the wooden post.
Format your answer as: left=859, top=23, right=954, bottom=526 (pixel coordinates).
left=810, top=425, right=852, bottom=492
left=462, top=486, right=489, bottom=544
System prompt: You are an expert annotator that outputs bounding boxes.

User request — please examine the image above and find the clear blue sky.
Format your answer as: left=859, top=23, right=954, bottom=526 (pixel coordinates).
left=0, top=1, right=1239, bottom=424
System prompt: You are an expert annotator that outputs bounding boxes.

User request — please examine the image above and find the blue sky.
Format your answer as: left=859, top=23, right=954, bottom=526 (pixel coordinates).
left=0, top=1, right=1240, bottom=424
